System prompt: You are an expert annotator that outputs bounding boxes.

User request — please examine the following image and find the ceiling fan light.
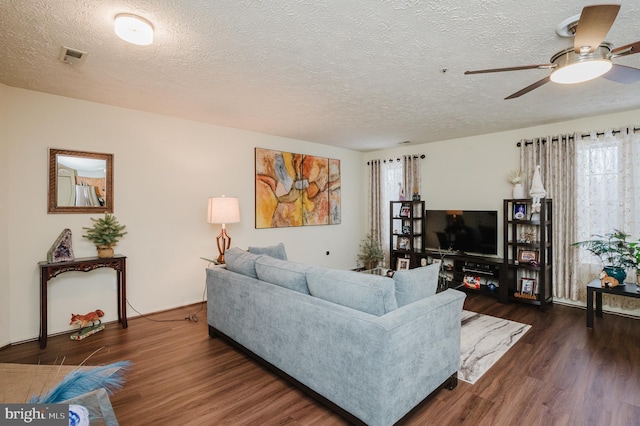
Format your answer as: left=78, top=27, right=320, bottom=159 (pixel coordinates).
left=115, top=14, right=154, bottom=45
left=550, top=60, right=612, bottom=84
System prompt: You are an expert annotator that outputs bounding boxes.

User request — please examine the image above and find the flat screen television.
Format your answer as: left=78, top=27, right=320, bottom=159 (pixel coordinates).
left=424, top=210, right=498, bottom=255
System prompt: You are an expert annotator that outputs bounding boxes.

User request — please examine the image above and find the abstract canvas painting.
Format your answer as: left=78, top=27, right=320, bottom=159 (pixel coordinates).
left=255, top=148, right=341, bottom=228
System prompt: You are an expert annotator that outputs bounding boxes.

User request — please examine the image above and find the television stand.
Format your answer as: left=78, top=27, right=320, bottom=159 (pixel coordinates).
left=417, top=250, right=506, bottom=303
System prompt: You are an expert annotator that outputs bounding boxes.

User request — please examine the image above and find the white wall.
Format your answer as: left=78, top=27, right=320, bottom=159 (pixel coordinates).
left=365, top=108, right=640, bottom=211
left=364, top=108, right=640, bottom=311
left=4, top=84, right=639, bottom=346
left=0, top=84, right=10, bottom=347
left=2, top=86, right=365, bottom=345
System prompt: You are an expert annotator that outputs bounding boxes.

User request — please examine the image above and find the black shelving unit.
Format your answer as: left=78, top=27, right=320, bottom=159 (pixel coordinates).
left=502, top=198, right=553, bottom=311
left=390, top=201, right=425, bottom=269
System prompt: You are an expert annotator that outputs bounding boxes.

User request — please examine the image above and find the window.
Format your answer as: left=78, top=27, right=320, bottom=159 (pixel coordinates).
left=575, top=132, right=640, bottom=265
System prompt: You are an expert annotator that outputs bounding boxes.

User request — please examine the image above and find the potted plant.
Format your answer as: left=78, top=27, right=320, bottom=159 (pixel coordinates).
left=358, top=233, right=384, bottom=270
left=630, top=241, right=640, bottom=285
left=572, top=230, right=636, bottom=284
left=83, top=213, right=127, bottom=258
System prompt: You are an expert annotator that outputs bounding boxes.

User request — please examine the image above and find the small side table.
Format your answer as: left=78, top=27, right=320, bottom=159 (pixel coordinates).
left=200, top=257, right=222, bottom=266
left=38, top=255, right=128, bottom=348
left=586, top=278, right=640, bottom=329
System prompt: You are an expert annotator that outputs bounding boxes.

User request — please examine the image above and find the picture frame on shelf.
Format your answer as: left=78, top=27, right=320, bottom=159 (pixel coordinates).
left=513, top=202, right=527, bottom=220
left=399, top=205, right=411, bottom=217
left=402, top=225, right=411, bottom=235
left=521, top=278, right=535, bottom=295
left=518, top=249, right=539, bottom=263
left=397, top=237, right=410, bottom=250
left=396, top=258, right=410, bottom=271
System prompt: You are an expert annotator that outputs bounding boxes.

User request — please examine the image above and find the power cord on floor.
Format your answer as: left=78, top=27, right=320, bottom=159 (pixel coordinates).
left=125, top=283, right=206, bottom=323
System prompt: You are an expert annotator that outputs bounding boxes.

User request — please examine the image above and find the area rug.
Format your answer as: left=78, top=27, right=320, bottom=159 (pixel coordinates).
left=459, top=310, right=531, bottom=384
left=0, top=363, right=88, bottom=403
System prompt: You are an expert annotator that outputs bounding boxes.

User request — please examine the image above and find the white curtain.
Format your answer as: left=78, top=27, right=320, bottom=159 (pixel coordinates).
left=367, top=156, right=422, bottom=268
left=520, top=134, right=579, bottom=300
left=367, top=159, right=382, bottom=247
left=520, top=126, right=640, bottom=310
left=574, top=128, right=640, bottom=308
left=380, top=159, right=403, bottom=266
left=403, top=155, right=422, bottom=198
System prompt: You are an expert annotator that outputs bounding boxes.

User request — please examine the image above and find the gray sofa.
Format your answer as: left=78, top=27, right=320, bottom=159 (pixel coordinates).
left=206, top=245, right=466, bottom=426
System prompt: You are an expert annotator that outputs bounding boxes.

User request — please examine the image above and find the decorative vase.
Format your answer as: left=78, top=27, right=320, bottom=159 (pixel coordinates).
left=512, top=184, right=525, bottom=199
left=603, top=266, right=626, bottom=284
left=96, top=245, right=114, bottom=258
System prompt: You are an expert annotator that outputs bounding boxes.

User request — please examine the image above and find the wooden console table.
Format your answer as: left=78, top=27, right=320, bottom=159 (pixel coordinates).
left=38, top=255, right=127, bottom=348
left=586, top=278, right=640, bottom=329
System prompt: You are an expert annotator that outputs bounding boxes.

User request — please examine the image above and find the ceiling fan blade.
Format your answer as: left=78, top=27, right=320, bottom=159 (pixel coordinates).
left=465, top=64, right=554, bottom=74
left=611, top=40, right=640, bottom=57
left=574, top=4, right=620, bottom=53
left=602, top=64, right=640, bottom=84
left=504, top=76, right=551, bottom=100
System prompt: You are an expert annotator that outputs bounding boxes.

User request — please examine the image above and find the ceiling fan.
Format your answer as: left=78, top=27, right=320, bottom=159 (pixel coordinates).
left=465, top=4, right=640, bottom=99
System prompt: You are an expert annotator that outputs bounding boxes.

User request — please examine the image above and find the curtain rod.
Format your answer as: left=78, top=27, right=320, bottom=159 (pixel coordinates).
left=366, top=154, right=425, bottom=165
left=516, top=126, right=640, bottom=147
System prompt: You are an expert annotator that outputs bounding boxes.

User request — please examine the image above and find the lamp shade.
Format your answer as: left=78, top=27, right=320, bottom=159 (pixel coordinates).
left=550, top=60, right=612, bottom=84
left=549, top=45, right=612, bottom=85
left=207, top=197, right=240, bottom=224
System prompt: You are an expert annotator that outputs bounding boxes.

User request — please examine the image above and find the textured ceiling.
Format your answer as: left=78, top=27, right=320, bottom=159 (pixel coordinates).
left=1, top=1, right=639, bottom=151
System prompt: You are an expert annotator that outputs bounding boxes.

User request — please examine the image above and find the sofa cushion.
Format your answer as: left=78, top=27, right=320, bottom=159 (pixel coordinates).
left=248, top=243, right=288, bottom=260
left=224, top=248, right=262, bottom=278
left=393, top=263, right=440, bottom=307
left=255, top=256, right=311, bottom=294
left=306, top=268, right=397, bottom=316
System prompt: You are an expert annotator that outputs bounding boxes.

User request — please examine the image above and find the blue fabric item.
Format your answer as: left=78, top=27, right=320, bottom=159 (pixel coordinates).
left=393, top=263, right=440, bottom=307
left=248, top=243, right=288, bottom=260
left=206, top=266, right=466, bottom=426
left=29, top=361, right=132, bottom=404
left=223, top=247, right=262, bottom=278
left=306, top=268, right=397, bottom=316
left=255, top=256, right=311, bottom=294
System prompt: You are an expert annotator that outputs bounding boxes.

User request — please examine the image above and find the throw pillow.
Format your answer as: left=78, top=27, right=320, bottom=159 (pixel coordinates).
left=306, top=268, right=397, bottom=316
left=393, top=263, right=440, bottom=307
left=224, top=248, right=262, bottom=278
left=248, top=243, right=288, bottom=260
left=255, top=256, right=311, bottom=294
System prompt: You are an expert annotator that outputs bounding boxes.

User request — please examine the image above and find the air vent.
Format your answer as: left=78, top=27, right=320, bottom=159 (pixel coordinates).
left=59, top=46, right=87, bottom=65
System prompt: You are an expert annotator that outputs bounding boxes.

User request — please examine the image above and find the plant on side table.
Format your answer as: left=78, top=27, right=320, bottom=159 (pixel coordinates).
left=631, top=241, right=640, bottom=285
left=83, top=213, right=127, bottom=258
left=358, top=233, right=384, bottom=270
left=572, top=229, right=636, bottom=284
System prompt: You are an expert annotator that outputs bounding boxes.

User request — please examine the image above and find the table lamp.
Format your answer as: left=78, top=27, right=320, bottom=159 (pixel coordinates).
left=207, top=196, right=240, bottom=263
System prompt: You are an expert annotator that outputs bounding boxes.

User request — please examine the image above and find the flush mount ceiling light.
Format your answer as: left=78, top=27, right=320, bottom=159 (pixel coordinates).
left=550, top=44, right=613, bottom=84
left=114, top=13, right=154, bottom=45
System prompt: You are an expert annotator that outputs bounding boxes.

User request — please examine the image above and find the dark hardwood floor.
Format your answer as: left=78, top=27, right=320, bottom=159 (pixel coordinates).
left=2, top=294, right=639, bottom=425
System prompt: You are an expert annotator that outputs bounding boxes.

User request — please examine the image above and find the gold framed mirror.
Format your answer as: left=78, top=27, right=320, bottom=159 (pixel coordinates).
left=48, top=148, right=113, bottom=214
